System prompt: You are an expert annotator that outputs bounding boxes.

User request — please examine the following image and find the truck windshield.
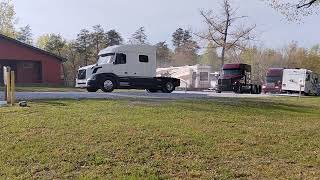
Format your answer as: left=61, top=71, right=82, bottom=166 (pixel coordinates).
left=223, top=69, right=241, bottom=75
left=97, top=53, right=115, bottom=65
left=266, top=76, right=282, bottom=83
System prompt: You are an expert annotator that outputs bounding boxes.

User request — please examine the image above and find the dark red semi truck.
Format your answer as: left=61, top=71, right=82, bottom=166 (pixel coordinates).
left=262, top=68, right=284, bottom=94
left=217, top=63, right=262, bottom=94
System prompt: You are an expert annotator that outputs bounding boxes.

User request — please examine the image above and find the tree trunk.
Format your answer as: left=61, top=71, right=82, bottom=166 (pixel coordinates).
left=221, top=1, right=230, bottom=70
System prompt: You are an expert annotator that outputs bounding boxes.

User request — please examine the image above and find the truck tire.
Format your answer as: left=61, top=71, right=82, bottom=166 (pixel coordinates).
left=100, top=77, right=116, bottom=93
left=251, top=85, right=258, bottom=94
left=87, top=87, right=99, bottom=92
left=234, top=84, right=243, bottom=94
left=162, top=81, right=175, bottom=93
left=258, top=85, right=262, bottom=94
left=146, top=89, right=158, bottom=93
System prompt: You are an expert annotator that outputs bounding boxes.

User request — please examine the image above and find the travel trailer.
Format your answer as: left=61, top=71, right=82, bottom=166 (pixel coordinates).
left=76, top=45, right=180, bottom=93
left=156, top=65, right=212, bottom=90
left=282, top=69, right=319, bottom=95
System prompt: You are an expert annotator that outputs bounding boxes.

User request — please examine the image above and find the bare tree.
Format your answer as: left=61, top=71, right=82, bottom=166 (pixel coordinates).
left=266, top=0, right=319, bottom=20
left=197, top=0, right=256, bottom=68
left=297, top=0, right=319, bottom=8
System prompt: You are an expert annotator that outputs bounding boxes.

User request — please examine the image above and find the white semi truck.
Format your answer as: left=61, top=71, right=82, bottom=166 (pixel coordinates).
left=282, top=69, right=319, bottom=96
left=75, top=45, right=180, bottom=93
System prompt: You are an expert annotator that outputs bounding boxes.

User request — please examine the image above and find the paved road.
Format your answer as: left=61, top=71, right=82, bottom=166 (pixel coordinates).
left=0, top=90, right=296, bottom=101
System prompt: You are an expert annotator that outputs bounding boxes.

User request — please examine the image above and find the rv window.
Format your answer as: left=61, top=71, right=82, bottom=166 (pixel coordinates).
left=139, top=55, right=149, bottom=63
left=200, top=72, right=209, bottom=81
left=115, top=53, right=126, bottom=64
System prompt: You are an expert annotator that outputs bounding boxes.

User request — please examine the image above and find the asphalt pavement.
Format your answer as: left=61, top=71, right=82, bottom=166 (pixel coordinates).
left=0, top=90, right=295, bottom=101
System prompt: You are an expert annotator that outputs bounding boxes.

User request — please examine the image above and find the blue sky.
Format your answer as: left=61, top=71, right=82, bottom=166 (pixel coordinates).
left=12, top=0, right=320, bottom=49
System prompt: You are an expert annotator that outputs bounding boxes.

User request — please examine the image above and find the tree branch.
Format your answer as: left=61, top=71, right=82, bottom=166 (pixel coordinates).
left=297, top=0, right=318, bottom=8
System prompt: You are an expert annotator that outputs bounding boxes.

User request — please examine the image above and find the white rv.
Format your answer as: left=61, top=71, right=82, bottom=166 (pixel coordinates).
left=76, top=45, right=180, bottom=93
left=282, top=69, right=319, bottom=95
left=156, top=65, right=212, bottom=90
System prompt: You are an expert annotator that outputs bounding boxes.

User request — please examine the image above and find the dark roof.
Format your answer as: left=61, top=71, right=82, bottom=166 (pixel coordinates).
left=0, top=34, right=66, bottom=62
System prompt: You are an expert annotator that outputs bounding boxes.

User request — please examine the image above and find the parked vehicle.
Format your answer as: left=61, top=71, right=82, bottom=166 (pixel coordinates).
left=76, top=45, right=180, bottom=93
left=209, top=72, right=220, bottom=91
left=217, top=63, right=261, bottom=94
left=282, top=69, right=319, bottom=96
left=262, top=68, right=284, bottom=94
left=156, top=65, right=212, bottom=90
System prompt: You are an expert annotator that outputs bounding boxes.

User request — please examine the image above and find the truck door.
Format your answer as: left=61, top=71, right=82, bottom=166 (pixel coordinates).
left=138, top=54, right=150, bottom=77
left=113, top=53, right=128, bottom=77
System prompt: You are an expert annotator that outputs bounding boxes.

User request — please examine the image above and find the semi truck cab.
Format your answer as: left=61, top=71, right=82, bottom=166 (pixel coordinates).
left=76, top=45, right=180, bottom=93
left=262, top=68, right=284, bottom=94
left=217, top=63, right=261, bottom=94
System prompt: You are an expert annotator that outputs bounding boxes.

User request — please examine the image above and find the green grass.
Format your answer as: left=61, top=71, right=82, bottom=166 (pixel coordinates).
left=0, top=97, right=319, bottom=179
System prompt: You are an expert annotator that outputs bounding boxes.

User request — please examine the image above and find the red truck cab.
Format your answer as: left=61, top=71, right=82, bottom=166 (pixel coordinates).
left=262, top=68, right=284, bottom=94
left=217, top=63, right=261, bottom=94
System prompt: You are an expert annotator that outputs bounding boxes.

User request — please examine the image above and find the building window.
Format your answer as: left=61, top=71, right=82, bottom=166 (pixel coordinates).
left=139, top=55, right=149, bottom=63
left=200, top=72, right=209, bottom=81
left=115, top=53, right=126, bottom=64
left=23, top=63, right=33, bottom=69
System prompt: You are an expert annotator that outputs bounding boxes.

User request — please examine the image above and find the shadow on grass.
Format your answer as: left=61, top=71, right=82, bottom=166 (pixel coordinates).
left=177, top=97, right=319, bottom=115
left=36, top=101, right=69, bottom=107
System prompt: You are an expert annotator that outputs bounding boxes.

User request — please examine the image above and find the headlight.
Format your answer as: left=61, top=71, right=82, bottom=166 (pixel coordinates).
left=262, top=85, right=266, bottom=89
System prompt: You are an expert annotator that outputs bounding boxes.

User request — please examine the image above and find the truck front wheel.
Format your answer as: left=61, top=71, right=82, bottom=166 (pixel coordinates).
left=101, top=78, right=116, bottom=93
left=162, top=81, right=175, bottom=93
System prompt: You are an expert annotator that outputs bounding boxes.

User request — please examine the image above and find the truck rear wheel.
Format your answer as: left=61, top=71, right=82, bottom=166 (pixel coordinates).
left=251, top=85, right=258, bottom=94
left=101, top=78, right=116, bottom=93
left=162, top=81, right=175, bottom=93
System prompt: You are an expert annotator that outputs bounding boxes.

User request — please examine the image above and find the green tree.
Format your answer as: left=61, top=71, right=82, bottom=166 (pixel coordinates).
left=76, top=29, right=93, bottom=66
left=172, top=28, right=184, bottom=50
left=129, top=27, right=148, bottom=44
left=155, top=41, right=172, bottom=68
left=90, top=25, right=107, bottom=58
left=16, top=25, right=33, bottom=45
left=37, top=33, right=66, bottom=56
left=199, top=42, right=219, bottom=71
left=62, top=41, right=82, bottom=86
left=106, top=29, right=123, bottom=46
left=0, top=0, right=17, bottom=37
left=172, top=28, right=199, bottom=66
left=304, top=45, right=320, bottom=72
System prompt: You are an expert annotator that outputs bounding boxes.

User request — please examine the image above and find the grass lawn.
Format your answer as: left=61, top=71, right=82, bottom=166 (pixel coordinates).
left=0, top=97, right=319, bottom=179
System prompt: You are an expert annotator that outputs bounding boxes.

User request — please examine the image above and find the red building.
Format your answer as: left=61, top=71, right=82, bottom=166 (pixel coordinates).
left=0, top=34, right=64, bottom=85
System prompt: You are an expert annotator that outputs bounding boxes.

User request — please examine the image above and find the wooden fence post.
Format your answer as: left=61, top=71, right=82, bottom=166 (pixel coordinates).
left=10, top=71, right=15, bottom=105
left=6, top=67, right=11, bottom=104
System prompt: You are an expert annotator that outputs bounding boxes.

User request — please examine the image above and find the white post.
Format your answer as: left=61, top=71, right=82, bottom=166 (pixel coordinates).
left=298, top=79, right=303, bottom=100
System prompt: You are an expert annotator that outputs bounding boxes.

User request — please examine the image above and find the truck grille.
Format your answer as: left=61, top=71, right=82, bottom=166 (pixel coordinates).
left=77, top=70, right=86, bottom=80
left=219, top=79, right=232, bottom=86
